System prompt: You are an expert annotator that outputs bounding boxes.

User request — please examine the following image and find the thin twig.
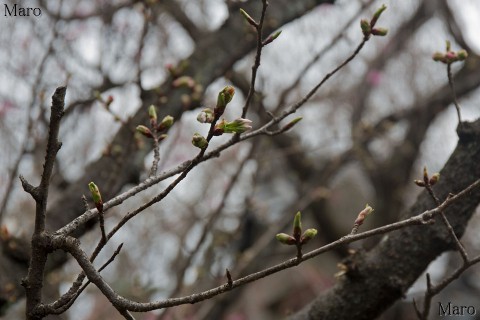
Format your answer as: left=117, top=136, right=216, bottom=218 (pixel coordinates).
left=447, top=63, right=462, bottom=125
left=241, top=0, right=268, bottom=118
left=54, top=178, right=480, bottom=313
left=56, top=36, right=372, bottom=239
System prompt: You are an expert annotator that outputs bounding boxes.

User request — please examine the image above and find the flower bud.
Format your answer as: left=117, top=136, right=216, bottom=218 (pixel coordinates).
left=429, top=173, right=440, bottom=186
left=157, top=115, right=174, bottom=132
left=197, top=108, right=215, bottom=123
left=136, top=125, right=153, bottom=138
left=276, top=233, right=296, bottom=245
left=148, top=105, right=157, bottom=122
left=215, top=86, right=235, bottom=117
left=88, top=182, right=103, bottom=212
left=293, top=211, right=302, bottom=240
left=300, top=228, right=318, bottom=245
left=192, top=133, right=208, bottom=149
left=354, top=204, right=374, bottom=226
left=371, top=28, right=388, bottom=36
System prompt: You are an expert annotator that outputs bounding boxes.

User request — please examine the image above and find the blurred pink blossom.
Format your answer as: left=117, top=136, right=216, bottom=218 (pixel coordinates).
left=366, top=70, right=383, bottom=86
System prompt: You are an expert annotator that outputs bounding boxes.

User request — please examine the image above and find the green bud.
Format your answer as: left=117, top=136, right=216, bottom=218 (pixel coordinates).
left=457, top=50, right=468, bottom=61
left=360, top=19, right=371, bottom=37
left=371, top=28, right=388, bottom=36
left=192, top=133, right=208, bottom=149
left=446, top=40, right=451, bottom=52
left=136, top=125, right=153, bottom=138
left=88, top=182, right=103, bottom=211
left=215, top=86, right=235, bottom=117
left=263, top=30, right=282, bottom=46
left=293, top=211, right=302, bottom=240
left=276, top=233, right=296, bottom=245
left=218, top=118, right=253, bottom=134
left=300, top=228, right=318, bottom=245
left=157, top=115, right=174, bottom=131
left=282, top=117, right=302, bottom=132
left=148, top=105, right=157, bottom=122
left=239, top=8, right=257, bottom=26
left=370, top=4, right=387, bottom=27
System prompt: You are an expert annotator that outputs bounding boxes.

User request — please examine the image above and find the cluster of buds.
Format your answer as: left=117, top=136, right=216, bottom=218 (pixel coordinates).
left=414, top=166, right=440, bottom=187
left=213, top=118, right=253, bottom=135
left=276, top=212, right=318, bottom=247
left=360, top=4, right=388, bottom=39
left=88, top=182, right=103, bottom=212
left=432, top=40, right=468, bottom=64
left=193, top=85, right=252, bottom=149
left=136, top=105, right=174, bottom=141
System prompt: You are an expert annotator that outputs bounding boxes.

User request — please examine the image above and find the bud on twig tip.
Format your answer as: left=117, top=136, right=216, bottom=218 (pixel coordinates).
left=239, top=8, right=257, bottom=27
left=192, top=133, right=208, bottom=149
left=136, top=125, right=153, bottom=138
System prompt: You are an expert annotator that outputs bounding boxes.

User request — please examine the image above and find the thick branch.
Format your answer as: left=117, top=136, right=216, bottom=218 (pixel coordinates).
left=289, top=119, right=480, bottom=320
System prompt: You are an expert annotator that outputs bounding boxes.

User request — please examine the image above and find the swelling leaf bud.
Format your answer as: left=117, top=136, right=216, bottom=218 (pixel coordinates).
left=300, top=228, right=318, bottom=245
left=148, top=105, right=157, bottom=122
left=192, top=133, right=208, bottom=149
left=276, top=233, right=296, bottom=245
left=136, top=125, right=153, bottom=138
left=215, top=86, right=235, bottom=117
left=282, top=117, right=303, bottom=132
left=370, top=4, right=387, bottom=27
left=88, top=182, right=103, bottom=212
left=239, top=8, right=257, bottom=26
left=429, top=173, right=440, bottom=186
left=360, top=19, right=371, bottom=37
left=263, top=30, right=282, bottom=46
left=371, top=28, right=388, bottom=36
left=157, top=115, right=174, bottom=131
left=293, top=211, right=302, bottom=240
